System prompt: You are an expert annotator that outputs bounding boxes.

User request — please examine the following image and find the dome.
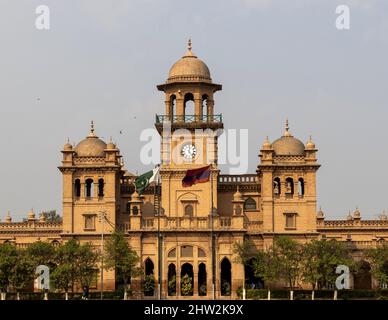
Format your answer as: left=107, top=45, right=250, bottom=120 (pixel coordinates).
left=167, top=39, right=212, bottom=83
left=306, top=136, right=316, bottom=149
left=75, top=122, right=107, bottom=157
left=63, top=139, right=73, bottom=151
left=233, top=186, right=243, bottom=202
left=272, top=120, right=305, bottom=156
left=262, top=136, right=272, bottom=150
left=28, top=209, right=35, bottom=221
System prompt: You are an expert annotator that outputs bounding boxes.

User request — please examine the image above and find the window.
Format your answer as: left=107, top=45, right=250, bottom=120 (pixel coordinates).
left=285, top=178, right=294, bottom=195
left=74, top=179, right=81, bottom=198
left=132, top=206, right=139, bottom=215
left=184, top=204, right=194, bottom=217
left=285, top=213, right=296, bottom=229
left=273, top=177, right=281, bottom=195
left=98, top=178, right=104, bottom=197
left=298, top=178, right=305, bottom=197
left=168, top=248, right=176, bottom=258
left=198, top=248, right=206, bottom=257
left=244, top=197, right=256, bottom=210
left=234, top=205, right=242, bottom=216
left=126, top=202, right=131, bottom=214
left=85, top=178, right=94, bottom=198
left=181, top=245, right=193, bottom=257
left=84, top=215, right=96, bottom=230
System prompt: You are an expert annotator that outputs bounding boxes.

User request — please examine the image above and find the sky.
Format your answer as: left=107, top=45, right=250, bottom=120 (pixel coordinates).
left=0, top=0, right=387, bottom=221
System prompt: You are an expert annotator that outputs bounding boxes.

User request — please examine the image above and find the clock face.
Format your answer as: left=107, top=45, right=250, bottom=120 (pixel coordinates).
left=181, top=144, right=197, bottom=160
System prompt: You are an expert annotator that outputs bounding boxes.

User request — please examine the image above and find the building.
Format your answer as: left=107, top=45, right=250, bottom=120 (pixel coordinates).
left=1, top=41, right=388, bottom=298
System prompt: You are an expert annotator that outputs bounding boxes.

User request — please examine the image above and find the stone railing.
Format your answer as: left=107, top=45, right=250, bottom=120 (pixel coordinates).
left=0, top=221, right=62, bottom=231
left=320, top=220, right=388, bottom=229
left=218, top=174, right=258, bottom=184
left=133, top=215, right=244, bottom=231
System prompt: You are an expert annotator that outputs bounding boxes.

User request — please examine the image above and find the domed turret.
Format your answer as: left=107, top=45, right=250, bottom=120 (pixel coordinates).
left=63, top=138, right=73, bottom=151
left=306, top=135, right=316, bottom=149
left=233, top=186, right=243, bottom=202
left=28, top=209, right=36, bottom=221
left=353, top=207, right=361, bottom=219
left=75, top=121, right=107, bottom=157
left=272, top=120, right=305, bottom=156
left=39, top=212, right=46, bottom=223
left=5, top=211, right=12, bottom=223
left=167, top=39, right=212, bottom=84
left=262, top=136, right=272, bottom=150
left=317, top=207, right=325, bottom=219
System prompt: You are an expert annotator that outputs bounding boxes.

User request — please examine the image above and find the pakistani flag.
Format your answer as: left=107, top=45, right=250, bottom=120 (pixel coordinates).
left=134, top=166, right=161, bottom=194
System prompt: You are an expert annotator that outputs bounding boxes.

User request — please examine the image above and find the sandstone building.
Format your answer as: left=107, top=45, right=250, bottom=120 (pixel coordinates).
left=1, top=42, right=388, bottom=298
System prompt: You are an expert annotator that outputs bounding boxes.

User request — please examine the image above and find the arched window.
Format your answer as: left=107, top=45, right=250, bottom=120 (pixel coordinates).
left=85, top=179, right=94, bottom=198
left=145, top=258, right=154, bottom=275
left=168, top=263, right=176, bottom=296
left=181, top=263, right=194, bottom=296
left=74, top=179, right=81, bottom=198
left=170, top=94, right=176, bottom=120
left=198, top=263, right=207, bottom=296
left=98, top=178, right=104, bottom=198
left=244, top=197, right=257, bottom=211
left=202, top=94, right=208, bottom=121
left=298, top=178, right=305, bottom=197
left=273, top=177, right=281, bottom=195
left=285, top=177, right=294, bottom=195
left=198, top=248, right=206, bottom=257
left=168, top=248, right=176, bottom=258
left=184, top=204, right=194, bottom=217
left=220, top=258, right=232, bottom=296
left=132, top=206, right=139, bottom=215
left=184, top=93, right=195, bottom=122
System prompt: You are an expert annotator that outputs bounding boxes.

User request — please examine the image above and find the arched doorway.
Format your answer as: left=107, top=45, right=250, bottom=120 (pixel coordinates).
left=220, top=258, right=231, bottom=296
left=181, top=263, right=194, bottom=296
left=198, top=263, right=207, bottom=296
left=354, top=260, right=372, bottom=289
left=144, top=258, right=155, bottom=296
left=168, top=263, right=176, bottom=296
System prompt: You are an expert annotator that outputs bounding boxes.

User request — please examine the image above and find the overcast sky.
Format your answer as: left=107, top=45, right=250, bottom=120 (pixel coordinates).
left=0, top=0, right=387, bottom=221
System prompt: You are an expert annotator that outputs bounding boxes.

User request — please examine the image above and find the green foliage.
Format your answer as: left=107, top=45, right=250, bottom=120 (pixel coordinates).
left=104, top=231, right=142, bottom=291
left=42, top=210, right=62, bottom=223
left=180, top=274, right=193, bottom=296
left=302, top=239, right=353, bottom=289
left=26, top=241, right=56, bottom=269
left=51, top=264, right=73, bottom=293
left=168, top=274, right=176, bottom=296
left=0, top=243, right=18, bottom=292
left=365, top=243, right=388, bottom=287
left=143, top=274, right=155, bottom=296
left=9, top=249, right=35, bottom=292
left=76, top=242, right=99, bottom=288
left=233, top=239, right=258, bottom=266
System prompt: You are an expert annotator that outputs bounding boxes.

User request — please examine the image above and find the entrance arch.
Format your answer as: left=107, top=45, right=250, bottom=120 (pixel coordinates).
left=220, top=257, right=232, bottom=296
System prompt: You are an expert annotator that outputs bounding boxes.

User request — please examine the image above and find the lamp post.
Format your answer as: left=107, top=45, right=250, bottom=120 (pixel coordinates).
left=98, top=210, right=108, bottom=300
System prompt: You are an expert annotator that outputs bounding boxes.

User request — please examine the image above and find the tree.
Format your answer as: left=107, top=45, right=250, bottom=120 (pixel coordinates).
left=9, top=250, right=35, bottom=299
left=54, top=239, right=81, bottom=294
left=168, top=275, right=176, bottom=296
left=42, top=210, right=62, bottom=223
left=26, top=241, right=56, bottom=269
left=252, top=249, right=280, bottom=292
left=104, top=232, right=142, bottom=299
left=365, top=242, right=388, bottom=287
left=0, top=243, right=18, bottom=293
left=273, top=236, right=304, bottom=290
left=143, top=274, right=156, bottom=296
left=302, top=239, right=353, bottom=290
left=51, top=264, right=73, bottom=299
left=233, top=239, right=258, bottom=266
left=76, top=242, right=99, bottom=290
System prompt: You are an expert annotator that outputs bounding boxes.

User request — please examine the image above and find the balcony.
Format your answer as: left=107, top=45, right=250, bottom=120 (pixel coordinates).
left=155, top=114, right=223, bottom=132
left=129, top=215, right=244, bottom=232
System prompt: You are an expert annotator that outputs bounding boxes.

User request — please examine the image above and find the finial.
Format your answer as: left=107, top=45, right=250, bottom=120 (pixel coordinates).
left=187, top=38, right=192, bottom=51
left=67, top=137, right=70, bottom=143
left=88, top=120, right=96, bottom=137
left=284, top=119, right=291, bottom=137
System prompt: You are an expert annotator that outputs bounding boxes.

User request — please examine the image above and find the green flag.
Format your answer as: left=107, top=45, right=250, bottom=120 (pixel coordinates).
left=134, top=167, right=160, bottom=194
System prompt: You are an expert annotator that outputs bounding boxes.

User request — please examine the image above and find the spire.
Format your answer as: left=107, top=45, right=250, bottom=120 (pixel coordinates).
left=184, top=38, right=195, bottom=57
left=283, top=119, right=292, bottom=137
left=188, top=38, right=192, bottom=51
left=88, top=120, right=96, bottom=137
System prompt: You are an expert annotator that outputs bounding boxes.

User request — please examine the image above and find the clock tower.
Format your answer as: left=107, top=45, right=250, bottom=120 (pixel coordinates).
left=155, top=40, right=223, bottom=218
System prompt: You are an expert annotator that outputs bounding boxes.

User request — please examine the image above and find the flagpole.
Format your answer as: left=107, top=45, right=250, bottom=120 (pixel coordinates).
left=211, top=166, right=216, bottom=300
